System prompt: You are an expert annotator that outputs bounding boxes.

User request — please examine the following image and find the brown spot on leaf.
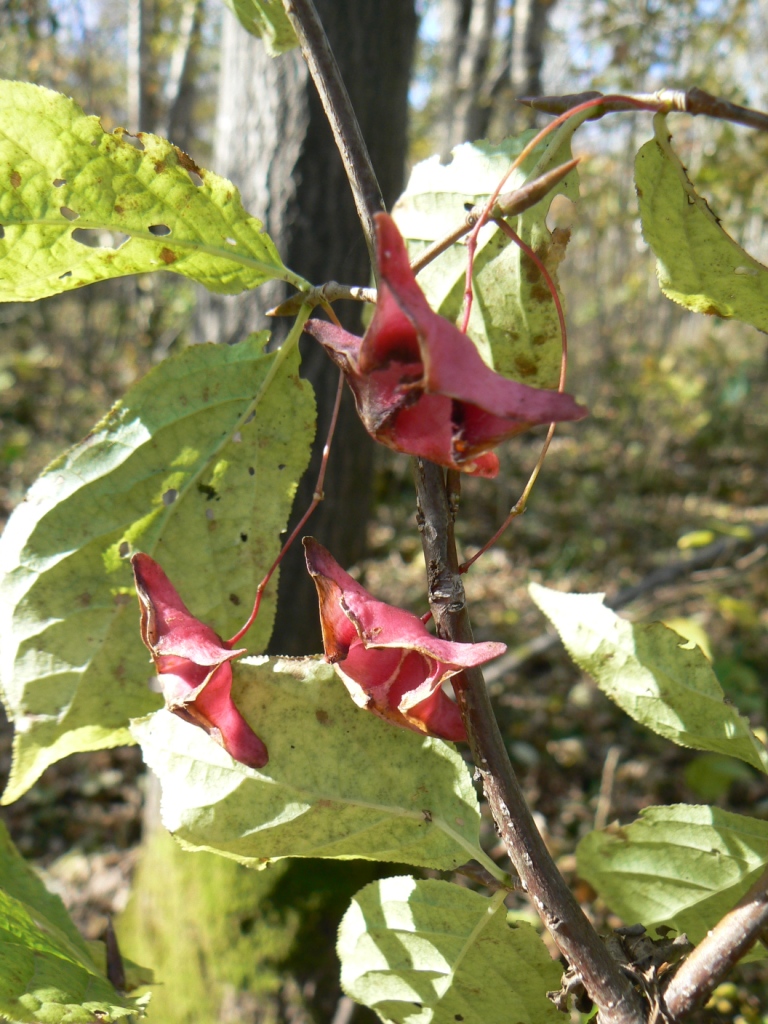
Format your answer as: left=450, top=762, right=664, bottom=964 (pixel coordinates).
left=10, top=171, right=20, bottom=188
left=154, top=160, right=165, bottom=173
left=532, top=333, right=547, bottom=347
left=175, top=148, right=202, bottom=175
left=530, top=283, right=551, bottom=303
left=703, top=305, right=726, bottom=317
left=159, top=247, right=177, bottom=264
left=315, top=709, right=330, bottom=725
left=524, top=257, right=541, bottom=284
left=77, top=592, right=92, bottom=607
left=229, top=593, right=241, bottom=605
left=114, top=205, right=124, bottom=214
left=514, top=355, right=538, bottom=377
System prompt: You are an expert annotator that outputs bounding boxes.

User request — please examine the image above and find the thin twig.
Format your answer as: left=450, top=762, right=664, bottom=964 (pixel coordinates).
left=281, top=0, right=385, bottom=272
left=409, top=158, right=579, bottom=277
left=662, top=866, right=768, bottom=1018
left=266, top=281, right=378, bottom=318
left=594, top=746, right=622, bottom=833
left=412, top=459, right=645, bottom=1024
left=520, top=87, right=768, bottom=133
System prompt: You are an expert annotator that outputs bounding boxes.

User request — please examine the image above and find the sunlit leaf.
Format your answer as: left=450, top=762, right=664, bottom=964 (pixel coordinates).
left=635, top=113, right=768, bottom=331
left=529, top=584, right=768, bottom=773
left=338, top=876, right=562, bottom=1024
left=393, top=116, right=586, bottom=388
left=0, top=81, right=307, bottom=301
left=0, top=820, right=148, bottom=1022
left=222, top=0, right=298, bottom=54
left=577, top=805, right=768, bottom=959
left=132, top=657, right=485, bottom=871
left=0, top=333, right=314, bottom=803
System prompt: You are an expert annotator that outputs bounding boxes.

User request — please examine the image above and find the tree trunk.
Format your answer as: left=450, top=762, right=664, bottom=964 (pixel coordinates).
left=194, top=0, right=417, bottom=655
left=428, top=0, right=558, bottom=151
left=508, top=0, right=553, bottom=127
left=121, top=7, right=417, bottom=1023
left=432, top=0, right=473, bottom=159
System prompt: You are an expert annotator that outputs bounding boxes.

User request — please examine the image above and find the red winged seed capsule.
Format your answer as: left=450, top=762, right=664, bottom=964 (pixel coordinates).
left=304, top=212, right=586, bottom=478
left=131, top=553, right=268, bottom=769
left=303, top=537, right=506, bottom=742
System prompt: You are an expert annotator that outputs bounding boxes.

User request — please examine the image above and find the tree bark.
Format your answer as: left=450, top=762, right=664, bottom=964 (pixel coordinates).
left=428, top=0, right=558, bottom=150
left=193, top=2, right=416, bottom=653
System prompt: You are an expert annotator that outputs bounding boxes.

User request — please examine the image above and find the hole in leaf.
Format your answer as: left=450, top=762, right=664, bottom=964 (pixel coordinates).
left=72, top=228, right=129, bottom=249
left=244, top=411, right=255, bottom=424
left=53, top=178, right=66, bottom=187
left=546, top=194, right=577, bottom=232
left=240, top=533, right=248, bottom=542
left=0, top=225, right=5, bottom=239
left=59, top=271, right=72, bottom=279
left=148, top=224, right=171, bottom=236
left=240, top=917, right=255, bottom=935
left=232, top=431, right=242, bottom=443
left=122, top=133, right=145, bottom=151
left=225, top=237, right=237, bottom=246
left=187, top=169, right=203, bottom=187
left=60, top=206, right=79, bottom=221
left=248, top=467, right=255, bottom=476
left=118, top=541, right=131, bottom=558
left=162, top=488, right=178, bottom=506
left=205, top=508, right=214, bottom=521
left=278, top=463, right=286, bottom=470
left=229, top=593, right=241, bottom=606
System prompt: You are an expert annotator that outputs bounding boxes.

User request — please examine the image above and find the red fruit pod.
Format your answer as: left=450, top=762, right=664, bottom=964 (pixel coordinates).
left=304, top=537, right=506, bottom=742
left=304, top=212, right=586, bottom=477
left=131, top=553, right=268, bottom=769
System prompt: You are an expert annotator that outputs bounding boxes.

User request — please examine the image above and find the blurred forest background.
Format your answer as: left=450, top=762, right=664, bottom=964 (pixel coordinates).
left=1, top=0, right=768, bottom=1022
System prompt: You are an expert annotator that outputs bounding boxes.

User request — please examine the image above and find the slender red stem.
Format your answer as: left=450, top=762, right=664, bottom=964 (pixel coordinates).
left=228, top=365, right=346, bottom=647
left=460, top=219, right=568, bottom=573
left=460, top=93, right=662, bottom=333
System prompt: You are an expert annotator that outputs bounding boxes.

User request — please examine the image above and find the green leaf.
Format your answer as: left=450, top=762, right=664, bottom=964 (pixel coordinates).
left=338, top=876, right=562, bottom=1024
left=0, top=820, right=148, bottom=1022
left=131, top=657, right=485, bottom=871
left=0, top=331, right=315, bottom=803
left=529, top=584, right=768, bottom=774
left=393, top=116, right=586, bottom=388
left=635, top=113, right=768, bottom=331
left=221, top=0, right=298, bottom=54
left=577, top=805, right=768, bottom=958
left=0, top=81, right=308, bottom=301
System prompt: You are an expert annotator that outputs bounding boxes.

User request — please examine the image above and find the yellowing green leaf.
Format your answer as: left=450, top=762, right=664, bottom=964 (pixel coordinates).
left=222, top=0, right=298, bottom=54
left=0, top=820, right=148, bottom=1022
left=0, top=332, right=314, bottom=803
left=338, top=876, right=562, bottom=1024
left=635, top=113, right=768, bottom=331
left=0, top=81, right=307, bottom=301
left=131, top=657, right=485, bottom=871
left=393, top=117, right=585, bottom=388
left=577, top=805, right=768, bottom=958
left=529, top=584, right=768, bottom=774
